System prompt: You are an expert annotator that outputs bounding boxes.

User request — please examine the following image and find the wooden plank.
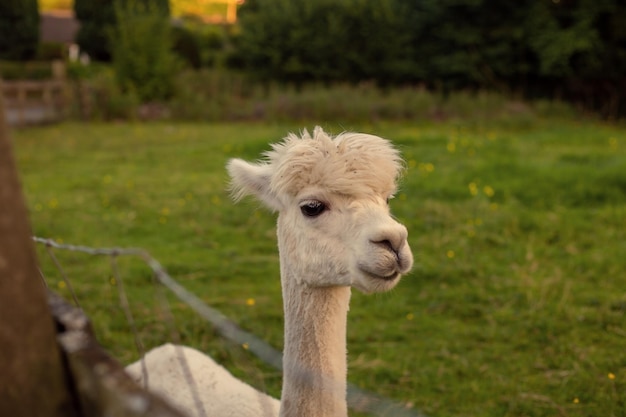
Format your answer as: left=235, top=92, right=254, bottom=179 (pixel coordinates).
left=48, top=291, right=188, bottom=417
left=2, top=80, right=65, bottom=91
left=0, top=79, right=78, bottom=417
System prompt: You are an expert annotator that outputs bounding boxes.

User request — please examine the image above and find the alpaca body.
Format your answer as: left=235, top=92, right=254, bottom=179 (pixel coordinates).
left=126, top=127, right=413, bottom=417
left=126, top=343, right=280, bottom=417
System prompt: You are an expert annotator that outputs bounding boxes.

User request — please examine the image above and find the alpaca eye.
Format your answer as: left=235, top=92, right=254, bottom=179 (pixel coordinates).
left=300, top=200, right=327, bottom=217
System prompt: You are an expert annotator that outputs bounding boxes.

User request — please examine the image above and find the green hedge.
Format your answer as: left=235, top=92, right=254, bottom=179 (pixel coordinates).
left=233, top=0, right=626, bottom=116
left=0, top=61, right=52, bottom=80
left=235, top=0, right=411, bottom=85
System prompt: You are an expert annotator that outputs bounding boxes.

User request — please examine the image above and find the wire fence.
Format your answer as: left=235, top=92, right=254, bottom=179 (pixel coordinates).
left=34, top=236, right=425, bottom=417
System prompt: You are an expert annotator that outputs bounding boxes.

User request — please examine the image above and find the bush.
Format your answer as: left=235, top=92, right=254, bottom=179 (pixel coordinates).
left=168, top=68, right=558, bottom=124
left=0, top=61, right=52, bottom=80
left=69, top=66, right=140, bottom=121
left=109, top=0, right=179, bottom=101
left=90, top=72, right=140, bottom=120
left=38, top=42, right=66, bottom=61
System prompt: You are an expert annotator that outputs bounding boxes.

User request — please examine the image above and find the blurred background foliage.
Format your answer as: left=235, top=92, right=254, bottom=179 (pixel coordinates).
left=0, top=0, right=40, bottom=60
left=1, top=0, right=625, bottom=118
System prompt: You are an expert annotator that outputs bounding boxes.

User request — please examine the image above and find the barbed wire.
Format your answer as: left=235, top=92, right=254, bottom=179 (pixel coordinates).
left=33, top=236, right=425, bottom=417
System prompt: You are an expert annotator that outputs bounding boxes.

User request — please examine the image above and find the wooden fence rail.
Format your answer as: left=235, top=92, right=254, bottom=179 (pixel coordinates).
left=2, top=79, right=68, bottom=126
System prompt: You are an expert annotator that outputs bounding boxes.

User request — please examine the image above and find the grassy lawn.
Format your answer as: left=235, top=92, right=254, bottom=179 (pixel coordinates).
left=13, top=120, right=626, bottom=417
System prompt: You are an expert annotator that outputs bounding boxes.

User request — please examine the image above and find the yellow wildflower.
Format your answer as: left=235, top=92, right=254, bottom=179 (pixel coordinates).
left=48, top=198, right=58, bottom=209
left=246, top=298, right=256, bottom=306
left=468, top=182, right=478, bottom=196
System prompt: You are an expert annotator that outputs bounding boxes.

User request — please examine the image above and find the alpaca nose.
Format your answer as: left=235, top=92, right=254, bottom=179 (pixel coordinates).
left=370, top=224, right=408, bottom=257
left=372, top=239, right=400, bottom=260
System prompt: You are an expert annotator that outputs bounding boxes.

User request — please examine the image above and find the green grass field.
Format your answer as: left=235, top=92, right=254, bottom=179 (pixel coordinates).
left=13, top=120, right=626, bottom=417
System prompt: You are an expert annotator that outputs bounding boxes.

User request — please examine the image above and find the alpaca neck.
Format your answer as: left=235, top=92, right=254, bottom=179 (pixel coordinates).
left=279, top=271, right=351, bottom=417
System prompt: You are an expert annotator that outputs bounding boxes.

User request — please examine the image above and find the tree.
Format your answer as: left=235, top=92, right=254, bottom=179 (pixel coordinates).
left=0, top=0, right=40, bottom=60
left=110, top=0, right=178, bottom=101
left=524, top=0, right=626, bottom=115
left=73, top=0, right=115, bottom=61
left=74, top=0, right=170, bottom=61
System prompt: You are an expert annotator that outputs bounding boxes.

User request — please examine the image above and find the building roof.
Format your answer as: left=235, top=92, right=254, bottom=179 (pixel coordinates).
left=40, top=11, right=80, bottom=45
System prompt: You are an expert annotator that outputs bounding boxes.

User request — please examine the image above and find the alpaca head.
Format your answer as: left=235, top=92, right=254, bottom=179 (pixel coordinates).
left=227, top=127, right=413, bottom=294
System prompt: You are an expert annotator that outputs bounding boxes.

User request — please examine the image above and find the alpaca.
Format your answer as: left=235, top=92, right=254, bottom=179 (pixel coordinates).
left=127, top=343, right=281, bottom=416
left=126, top=126, right=413, bottom=417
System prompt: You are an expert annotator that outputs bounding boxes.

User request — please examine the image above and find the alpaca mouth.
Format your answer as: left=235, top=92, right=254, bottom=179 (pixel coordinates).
left=359, top=268, right=400, bottom=282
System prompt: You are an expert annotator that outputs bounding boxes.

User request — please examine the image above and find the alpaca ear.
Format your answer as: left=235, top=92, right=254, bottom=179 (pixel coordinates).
left=227, top=159, right=282, bottom=211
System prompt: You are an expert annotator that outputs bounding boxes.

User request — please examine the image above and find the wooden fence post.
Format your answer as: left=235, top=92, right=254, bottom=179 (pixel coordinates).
left=0, top=79, right=78, bottom=416
left=16, top=82, right=26, bottom=125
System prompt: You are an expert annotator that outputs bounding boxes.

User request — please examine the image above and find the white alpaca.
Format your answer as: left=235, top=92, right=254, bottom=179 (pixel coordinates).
left=126, top=126, right=413, bottom=417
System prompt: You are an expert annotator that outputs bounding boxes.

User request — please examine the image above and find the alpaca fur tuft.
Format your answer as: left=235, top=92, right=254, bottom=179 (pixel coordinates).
left=228, top=127, right=404, bottom=211
left=266, top=126, right=404, bottom=200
